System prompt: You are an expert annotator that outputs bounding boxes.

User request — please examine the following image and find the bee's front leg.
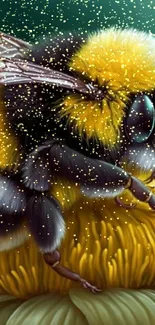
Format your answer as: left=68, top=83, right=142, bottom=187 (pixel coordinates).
left=125, top=175, right=155, bottom=210
left=44, top=250, right=101, bottom=293
left=22, top=140, right=155, bottom=212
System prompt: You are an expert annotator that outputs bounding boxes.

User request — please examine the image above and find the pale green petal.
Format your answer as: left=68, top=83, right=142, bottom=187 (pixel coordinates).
left=0, top=295, right=18, bottom=303
left=0, top=295, right=21, bottom=325
left=0, top=290, right=155, bottom=325
left=70, top=289, right=155, bottom=325
left=6, top=293, right=87, bottom=325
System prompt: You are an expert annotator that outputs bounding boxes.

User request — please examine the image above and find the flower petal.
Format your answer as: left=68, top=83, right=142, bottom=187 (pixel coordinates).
left=70, top=289, right=155, bottom=325
left=0, top=295, right=21, bottom=325
left=6, top=293, right=87, bottom=325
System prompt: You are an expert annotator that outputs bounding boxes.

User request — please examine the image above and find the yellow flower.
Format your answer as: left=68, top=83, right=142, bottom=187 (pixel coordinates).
left=0, top=168, right=155, bottom=324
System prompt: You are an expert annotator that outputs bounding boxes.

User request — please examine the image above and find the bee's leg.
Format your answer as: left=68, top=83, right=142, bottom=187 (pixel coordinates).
left=0, top=172, right=27, bottom=238
left=47, top=142, right=155, bottom=210
left=22, top=140, right=155, bottom=210
left=25, top=192, right=65, bottom=253
left=127, top=176, right=155, bottom=210
left=25, top=192, right=101, bottom=292
left=44, top=250, right=101, bottom=293
left=83, top=172, right=155, bottom=210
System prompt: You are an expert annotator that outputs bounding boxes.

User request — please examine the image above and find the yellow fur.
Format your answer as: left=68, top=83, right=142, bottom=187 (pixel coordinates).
left=0, top=224, right=29, bottom=251
left=59, top=28, right=155, bottom=147
left=60, top=92, right=127, bottom=146
left=51, top=180, right=81, bottom=211
left=0, top=87, right=20, bottom=169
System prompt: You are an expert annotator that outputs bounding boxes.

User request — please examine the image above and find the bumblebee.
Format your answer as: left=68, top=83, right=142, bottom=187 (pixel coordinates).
left=0, top=28, right=155, bottom=292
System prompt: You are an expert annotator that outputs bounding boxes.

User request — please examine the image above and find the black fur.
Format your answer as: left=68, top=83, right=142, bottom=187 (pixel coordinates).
left=4, top=33, right=122, bottom=162
left=22, top=143, right=52, bottom=191
left=2, top=32, right=155, bottom=252
left=22, top=140, right=129, bottom=195
left=25, top=192, right=65, bottom=252
left=28, top=32, right=86, bottom=72
left=0, top=173, right=27, bottom=235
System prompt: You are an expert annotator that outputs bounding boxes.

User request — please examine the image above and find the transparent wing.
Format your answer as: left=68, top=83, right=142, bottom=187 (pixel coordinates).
left=0, top=32, right=91, bottom=95
left=0, top=57, right=90, bottom=94
left=0, top=32, right=32, bottom=59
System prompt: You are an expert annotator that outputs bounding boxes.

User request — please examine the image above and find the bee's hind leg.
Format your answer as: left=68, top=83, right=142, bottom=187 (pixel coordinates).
left=44, top=250, right=101, bottom=293
left=25, top=191, right=101, bottom=293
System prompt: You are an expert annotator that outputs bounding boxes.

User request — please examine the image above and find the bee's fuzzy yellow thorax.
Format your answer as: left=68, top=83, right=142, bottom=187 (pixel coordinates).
left=60, top=28, right=155, bottom=147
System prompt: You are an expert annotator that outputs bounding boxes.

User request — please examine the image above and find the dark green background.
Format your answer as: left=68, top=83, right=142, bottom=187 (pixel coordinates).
left=0, top=0, right=155, bottom=43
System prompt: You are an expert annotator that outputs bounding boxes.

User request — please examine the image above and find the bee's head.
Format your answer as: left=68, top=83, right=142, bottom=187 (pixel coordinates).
left=1, top=28, right=155, bottom=150
left=58, top=28, right=155, bottom=148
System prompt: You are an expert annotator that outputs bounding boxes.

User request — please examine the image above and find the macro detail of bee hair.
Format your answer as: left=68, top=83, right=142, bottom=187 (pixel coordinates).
left=0, top=27, right=155, bottom=298
left=29, top=27, right=155, bottom=148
